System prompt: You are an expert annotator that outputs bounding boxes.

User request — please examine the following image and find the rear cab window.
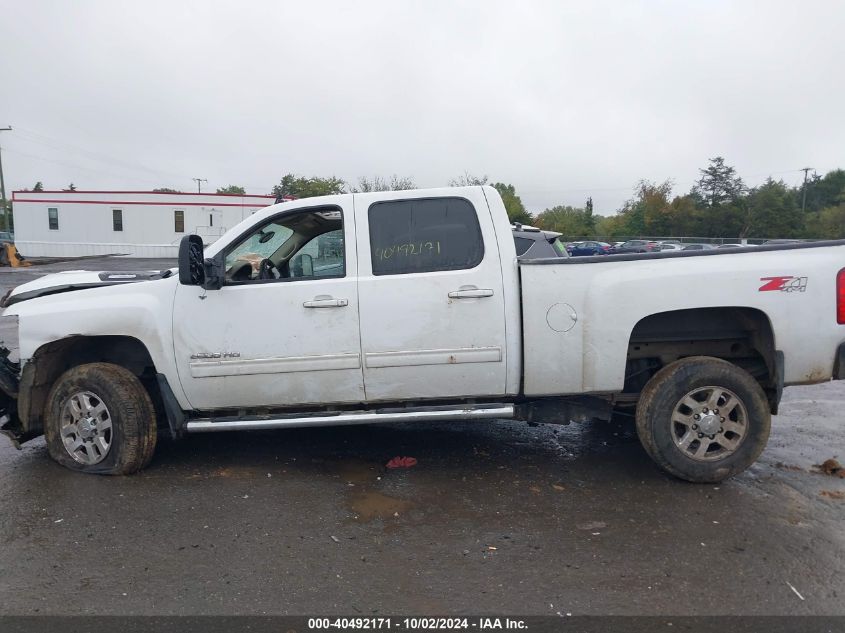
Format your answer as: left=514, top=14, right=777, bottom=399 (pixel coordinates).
left=368, top=197, right=484, bottom=275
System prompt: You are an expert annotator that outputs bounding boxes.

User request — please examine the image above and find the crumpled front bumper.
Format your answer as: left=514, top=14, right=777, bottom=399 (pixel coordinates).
left=0, top=349, right=21, bottom=448
left=0, top=314, right=23, bottom=448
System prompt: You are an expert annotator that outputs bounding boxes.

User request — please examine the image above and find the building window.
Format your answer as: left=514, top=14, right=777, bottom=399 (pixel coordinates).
left=174, top=210, right=185, bottom=233
left=48, top=208, right=59, bottom=230
left=368, top=197, right=484, bottom=275
left=113, top=209, right=123, bottom=232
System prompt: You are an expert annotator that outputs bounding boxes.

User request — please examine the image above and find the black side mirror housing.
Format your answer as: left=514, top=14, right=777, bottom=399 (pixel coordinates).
left=178, top=235, right=206, bottom=286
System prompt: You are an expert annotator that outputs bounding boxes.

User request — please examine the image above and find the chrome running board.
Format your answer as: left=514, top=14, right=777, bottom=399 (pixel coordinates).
left=185, top=404, right=515, bottom=433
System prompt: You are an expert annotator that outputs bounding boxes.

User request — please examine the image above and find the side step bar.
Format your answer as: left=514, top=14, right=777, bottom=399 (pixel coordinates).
left=185, top=404, right=515, bottom=433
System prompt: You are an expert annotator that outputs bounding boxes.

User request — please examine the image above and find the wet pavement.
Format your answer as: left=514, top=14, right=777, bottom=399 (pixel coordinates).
left=0, top=257, right=843, bottom=616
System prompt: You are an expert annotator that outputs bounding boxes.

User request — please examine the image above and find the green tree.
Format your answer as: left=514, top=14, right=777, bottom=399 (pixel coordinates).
left=32, top=181, right=44, bottom=192
left=685, top=158, right=748, bottom=237
left=667, top=195, right=700, bottom=236
left=808, top=201, right=845, bottom=239
left=271, top=174, right=347, bottom=199
left=64, top=183, right=77, bottom=192
left=153, top=187, right=181, bottom=193
left=584, top=197, right=595, bottom=233
left=594, top=213, right=627, bottom=238
left=354, top=175, right=416, bottom=192
left=803, top=169, right=845, bottom=214
left=806, top=183, right=845, bottom=238
left=449, top=172, right=488, bottom=187
left=692, top=157, right=746, bottom=207
left=534, top=205, right=593, bottom=236
left=216, top=185, right=246, bottom=195
left=492, top=182, right=532, bottom=224
left=743, top=178, right=803, bottom=238
left=612, top=180, right=674, bottom=236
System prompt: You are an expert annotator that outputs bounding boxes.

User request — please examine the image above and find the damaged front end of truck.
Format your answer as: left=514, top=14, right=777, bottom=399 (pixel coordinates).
left=0, top=314, right=26, bottom=449
left=0, top=350, right=22, bottom=447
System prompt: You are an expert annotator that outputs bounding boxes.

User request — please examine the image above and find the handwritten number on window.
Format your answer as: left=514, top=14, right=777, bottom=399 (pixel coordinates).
left=375, top=241, right=441, bottom=260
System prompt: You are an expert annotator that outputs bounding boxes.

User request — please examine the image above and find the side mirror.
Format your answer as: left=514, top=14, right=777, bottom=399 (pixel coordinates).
left=300, top=253, right=314, bottom=277
left=178, top=235, right=206, bottom=286
left=290, top=253, right=314, bottom=278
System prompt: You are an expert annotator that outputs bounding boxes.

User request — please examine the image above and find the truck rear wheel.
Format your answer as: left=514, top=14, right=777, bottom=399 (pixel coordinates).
left=635, top=356, right=770, bottom=483
left=44, top=363, right=157, bottom=475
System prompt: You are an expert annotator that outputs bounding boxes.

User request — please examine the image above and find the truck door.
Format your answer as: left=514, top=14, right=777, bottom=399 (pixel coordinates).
left=172, top=198, right=364, bottom=410
left=354, top=189, right=508, bottom=401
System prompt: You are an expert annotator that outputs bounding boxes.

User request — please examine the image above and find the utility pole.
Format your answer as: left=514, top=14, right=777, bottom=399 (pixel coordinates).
left=800, top=167, right=813, bottom=214
left=192, top=178, right=207, bottom=193
left=0, top=126, right=12, bottom=233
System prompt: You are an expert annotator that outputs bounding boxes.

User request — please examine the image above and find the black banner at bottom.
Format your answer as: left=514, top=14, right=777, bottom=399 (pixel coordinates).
left=0, top=616, right=844, bottom=633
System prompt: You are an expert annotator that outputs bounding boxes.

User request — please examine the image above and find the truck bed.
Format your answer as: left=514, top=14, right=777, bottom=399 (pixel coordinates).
left=518, top=240, right=845, bottom=397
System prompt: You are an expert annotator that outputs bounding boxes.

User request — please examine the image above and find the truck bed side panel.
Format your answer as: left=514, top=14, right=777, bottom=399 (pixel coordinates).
left=520, top=244, right=845, bottom=396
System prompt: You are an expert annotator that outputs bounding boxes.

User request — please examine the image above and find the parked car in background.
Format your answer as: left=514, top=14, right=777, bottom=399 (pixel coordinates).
left=681, top=243, right=716, bottom=251
left=614, top=239, right=654, bottom=254
left=658, top=243, right=683, bottom=251
left=763, top=239, right=803, bottom=246
left=716, top=243, right=750, bottom=249
left=569, top=240, right=612, bottom=256
left=0, top=232, right=13, bottom=243
left=512, top=224, right=568, bottom=259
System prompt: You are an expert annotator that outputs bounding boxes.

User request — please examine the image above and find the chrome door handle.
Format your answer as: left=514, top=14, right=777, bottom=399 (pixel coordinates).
left=303, top=295, right=348, bottom=308
left=448, top=286, right=494, bottom=299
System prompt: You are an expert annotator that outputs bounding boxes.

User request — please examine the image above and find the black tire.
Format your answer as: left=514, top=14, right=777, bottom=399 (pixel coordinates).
left=636, top=356, right=770, bottom=483
left=44, top=362, right=157, bottom=475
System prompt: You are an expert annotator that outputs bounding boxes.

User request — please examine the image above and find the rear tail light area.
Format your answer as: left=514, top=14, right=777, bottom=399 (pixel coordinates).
left=838, top=268, right=845, bottom=324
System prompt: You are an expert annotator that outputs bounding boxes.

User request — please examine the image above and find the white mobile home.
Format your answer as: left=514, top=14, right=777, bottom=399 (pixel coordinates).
left=11, top=190, right=276, bottom=258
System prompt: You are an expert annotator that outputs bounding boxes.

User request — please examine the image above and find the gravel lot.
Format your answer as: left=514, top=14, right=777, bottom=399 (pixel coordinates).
left=0, top=256, right=843, bottom=616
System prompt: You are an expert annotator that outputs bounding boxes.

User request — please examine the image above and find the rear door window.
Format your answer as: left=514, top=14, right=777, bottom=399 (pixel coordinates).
left=368, top=197, right=484, bottom=275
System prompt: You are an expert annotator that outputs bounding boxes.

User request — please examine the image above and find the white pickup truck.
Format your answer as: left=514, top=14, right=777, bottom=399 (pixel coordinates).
left=1, top=186, right=843, bottom=482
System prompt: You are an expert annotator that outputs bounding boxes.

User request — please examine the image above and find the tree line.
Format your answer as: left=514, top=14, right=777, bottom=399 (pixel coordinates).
left=261, top=160, right=845, bottom=240
left=9, top=157, right=844, bottom=239
left=533, top=158, right=845, bottom=240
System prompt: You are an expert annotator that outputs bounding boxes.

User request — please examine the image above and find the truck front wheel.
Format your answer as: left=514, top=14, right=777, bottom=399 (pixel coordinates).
left=44, top=363, right=157, bottom=475
left=635, top=356, right=770, bottom=483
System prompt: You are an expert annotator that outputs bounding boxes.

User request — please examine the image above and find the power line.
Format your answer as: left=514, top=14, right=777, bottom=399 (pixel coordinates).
left=11, top=127, right=190, bottom=183
left=2, top=146, right=172, bottom=187
left=192, top=177, right=208, bottom=193
left=800, top=167, right=814, bottom=214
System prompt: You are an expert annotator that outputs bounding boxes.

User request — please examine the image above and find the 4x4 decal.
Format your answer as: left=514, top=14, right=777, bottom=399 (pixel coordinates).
left=759, top=276, right=808, bottom=292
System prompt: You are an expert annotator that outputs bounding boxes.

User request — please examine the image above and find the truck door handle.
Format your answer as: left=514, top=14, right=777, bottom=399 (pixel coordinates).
left=303, top=295, right=348, bottom=308
left=448, top=286, right=494, bottom=299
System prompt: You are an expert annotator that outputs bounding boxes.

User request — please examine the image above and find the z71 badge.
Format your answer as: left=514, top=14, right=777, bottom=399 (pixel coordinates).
left=759, top=276, right=808, bottom=293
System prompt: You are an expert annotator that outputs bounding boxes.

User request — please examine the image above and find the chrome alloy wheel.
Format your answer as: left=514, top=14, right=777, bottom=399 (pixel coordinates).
left=60, top=391, right=113, bottom=465
left=671, top=386, right=748, bottom=462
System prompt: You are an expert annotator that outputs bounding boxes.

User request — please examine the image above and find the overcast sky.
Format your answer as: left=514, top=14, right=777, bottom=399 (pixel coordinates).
left=1, top=0, right=843, bottom=214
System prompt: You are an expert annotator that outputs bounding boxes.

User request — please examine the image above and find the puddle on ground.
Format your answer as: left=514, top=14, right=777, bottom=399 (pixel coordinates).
left=349, top=490, right=413, bottom=522
left=334, top=458, right=382, bottom=485
left=187, top=466, right=265, bottom=479
left=322, top=457, right=416, bottom=522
